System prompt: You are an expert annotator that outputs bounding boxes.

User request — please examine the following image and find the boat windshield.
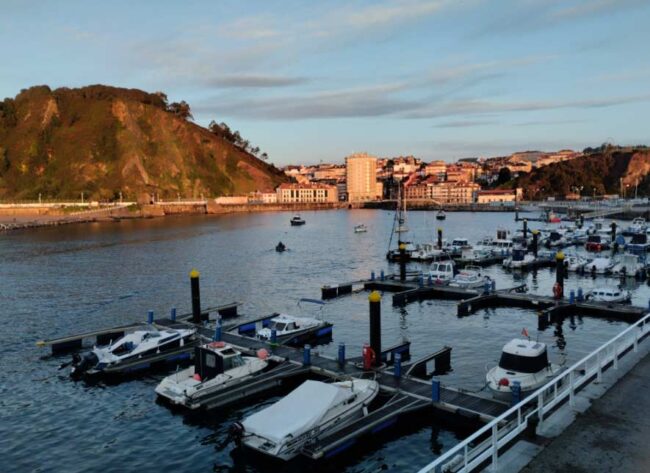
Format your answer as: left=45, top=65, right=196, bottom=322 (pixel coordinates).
left=498, top=351, right=549, bottom=373
left=223, top=354, right=246, bottom=370
left=269, top=321, right=286, bottom=331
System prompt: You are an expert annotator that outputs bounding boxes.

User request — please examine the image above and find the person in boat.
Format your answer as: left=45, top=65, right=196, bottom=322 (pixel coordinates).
left=276, top=241, right=286, bottom=252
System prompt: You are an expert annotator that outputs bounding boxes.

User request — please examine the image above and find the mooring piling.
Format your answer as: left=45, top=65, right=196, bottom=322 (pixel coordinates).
left=369, top=290, right=382, bottom=366
left=399, top=243, right=406, bottom=282
left=190, top=269, right=201, bottom=324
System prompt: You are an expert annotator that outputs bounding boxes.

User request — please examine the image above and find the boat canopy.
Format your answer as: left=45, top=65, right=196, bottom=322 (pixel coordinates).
left=498, top=339, right=549, bottom=373
left=242, top=380, right=348, bottom=444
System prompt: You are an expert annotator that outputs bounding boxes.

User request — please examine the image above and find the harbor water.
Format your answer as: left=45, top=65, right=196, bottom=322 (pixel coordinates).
left=1, top=210, right=645, bottom=472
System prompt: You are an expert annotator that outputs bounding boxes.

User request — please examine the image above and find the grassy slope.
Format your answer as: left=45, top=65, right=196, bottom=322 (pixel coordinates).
left=0, top=85, right=286, bottom=200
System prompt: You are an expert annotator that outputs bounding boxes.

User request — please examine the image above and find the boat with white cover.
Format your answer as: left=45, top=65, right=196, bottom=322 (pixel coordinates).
left=256, top=314, right=324, bottom=342
left=585, top=256, right=615, bottom=275
left=155, top=341, right=269, bottom=409
left=71, top=326, right=196, bottom=377
left=587, top=286, right=631, bottom=303
left=449, top=266, right=491, bottom=289
left=486, top=339, right=562, bottom=400
left=428, top=260, right=455, bottom=284
left=234, top=379, right=379, bottom=460
left=611, top=253, right=646, bottom=278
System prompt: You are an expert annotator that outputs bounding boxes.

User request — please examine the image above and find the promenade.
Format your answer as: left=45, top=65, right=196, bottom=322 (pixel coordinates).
left=522, top=351, right=650, bottom=473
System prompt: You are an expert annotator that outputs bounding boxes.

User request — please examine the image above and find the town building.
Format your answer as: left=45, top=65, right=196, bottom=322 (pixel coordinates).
left=346, top=152, right=379, bottom=202
left=276, top=183, right=338, bottom=204
left=476, top=189, right=518, bottom=204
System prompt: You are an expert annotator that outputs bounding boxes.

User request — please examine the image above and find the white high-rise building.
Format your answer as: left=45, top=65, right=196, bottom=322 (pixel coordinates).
left=346, top=152, right=378, bottom=202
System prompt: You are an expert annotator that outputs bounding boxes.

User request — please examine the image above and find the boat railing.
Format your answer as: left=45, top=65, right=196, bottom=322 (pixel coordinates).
left=417, top=311, right=650, bottom=473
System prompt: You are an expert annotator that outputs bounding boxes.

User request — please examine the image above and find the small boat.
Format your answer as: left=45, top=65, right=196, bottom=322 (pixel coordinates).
left=428, top=260, right=455, bottom=284
left=449, top=266, right=491, bottom=289
left=626, top=233, right=650, bottom=255
left=486, top=339, right=562, bottom=400
left=354, top=224, right=368, bottom=233
left=611, top=253, right=646, bottom=278
left=256, top=314, right=324, bottom=343
left=290, top=215, right=305, bottom=226
left=436, top=210, right=446, bottom=220
left=71, top=327, right=196, bottom=377
left=587, top=286, right=632, bottom=303
left=450, top=238, right=472, bottom=250
left=564, top=254, right=588, bottom=272
left=624, top=217, right=647, bottom=236
left=502, top=247, right=535, bottom=269
left=233, top=379, right=379, bottom=460
left=585, top=256, right=615, bottom=275
left=585, top=234, right=610, bottom=252
left=155, top=341, right=269, bottom=409
left=275, top=241, right=286, bottom=252
left=410, top=243, right=444, bottom=261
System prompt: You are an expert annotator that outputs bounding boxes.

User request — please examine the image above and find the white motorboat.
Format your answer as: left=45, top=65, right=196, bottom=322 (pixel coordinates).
left=410, top=243, right=445, bottom=261
left=486, top=339, right=562, bottom=400
left=354, top=224, right=367, bottom=233
left=587, top=287, right=631, bottom=303
left=290, top=215, right=306, bottom=226
left=627, top=233, right=650, bottom=255
left=234, top=379, right=379, bottom=460
left=256, top=314, right=323, bottom=342
left=585, top=256, right=615, bottom=275
left=449, top=266, right=491, bottom=289
left=502, top=247, right=535, bottom=269
left=625, top=217, right=647, bottom=236
left=155, top=341, right=269, bottom=409
left=71, top=326, right=196, bottom=377
left=428, top=260, right=455, bottom=284
left=612, top=254, right=646, bottom=278
left=564, top=254, right=588, bottom=272
left=450, top=238, right=472, bottom=250
left=436, top=210, right=446, bottom=220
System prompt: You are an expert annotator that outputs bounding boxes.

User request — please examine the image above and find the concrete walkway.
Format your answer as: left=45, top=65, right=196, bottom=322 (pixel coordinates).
left=522, top=352, right=650, bottom=473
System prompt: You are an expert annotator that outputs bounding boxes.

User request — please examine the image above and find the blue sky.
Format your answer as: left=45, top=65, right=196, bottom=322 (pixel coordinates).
left=2, top=0, right=649, bottom=165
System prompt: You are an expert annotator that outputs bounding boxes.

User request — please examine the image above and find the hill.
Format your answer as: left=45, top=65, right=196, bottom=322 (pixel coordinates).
left=512, top=146, right=650, bottom=199
left=0, top=85, right=286, bottom=201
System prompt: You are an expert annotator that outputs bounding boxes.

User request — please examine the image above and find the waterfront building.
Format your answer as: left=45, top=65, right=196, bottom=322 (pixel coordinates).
left=346, top=152, right=379, bottom=202
left=476, top=189, right=517, bottom=204
left=430, top=181, right=480, bottom=204
left=276, top=183, right=338, bottom=204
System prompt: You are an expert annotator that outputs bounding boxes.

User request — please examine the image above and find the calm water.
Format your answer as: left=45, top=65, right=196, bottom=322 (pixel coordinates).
left=1, top=210, right=645, bottom=472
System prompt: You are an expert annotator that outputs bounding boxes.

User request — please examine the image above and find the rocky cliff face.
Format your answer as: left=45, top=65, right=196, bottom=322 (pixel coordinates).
left=514, top=147, right=650, bottom=198
left=0, top=85, right=286, bottom=200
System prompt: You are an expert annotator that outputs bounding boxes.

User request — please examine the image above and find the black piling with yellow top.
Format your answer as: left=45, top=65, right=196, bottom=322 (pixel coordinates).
left=399, top=243, right=407, bottom=282
left=369, top=291, right=382, bottom=367
left=610, top=222, right=617, bottom=243
left=437, top=228, right=443, bottom=249
left=190, top=269, right=201, bottom=324
left=531, top=230, right=539, bottom=258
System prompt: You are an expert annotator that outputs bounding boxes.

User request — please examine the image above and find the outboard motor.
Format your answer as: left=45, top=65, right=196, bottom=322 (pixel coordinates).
left=229, top=422, right=245, bottom=446
left=70, top=352, right=98, bottom=378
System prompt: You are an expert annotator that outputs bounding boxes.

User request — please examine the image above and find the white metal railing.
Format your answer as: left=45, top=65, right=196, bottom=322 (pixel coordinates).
left=418, top=312, right=650, bottom=473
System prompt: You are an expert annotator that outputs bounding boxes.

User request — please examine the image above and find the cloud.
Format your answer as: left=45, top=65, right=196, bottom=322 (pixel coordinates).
left=342, top=0, right=449, bottom=29
left=195, top=83, right=420, bottom=119
left=434, top=120, right=498, bottom=128
left=403, top=95, right=650, bottom=119
left=206, top=74, right=310, bottom=88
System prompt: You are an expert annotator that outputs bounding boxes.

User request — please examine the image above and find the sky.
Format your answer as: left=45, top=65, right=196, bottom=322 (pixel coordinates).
left=1, top=0, right=649, bottom=165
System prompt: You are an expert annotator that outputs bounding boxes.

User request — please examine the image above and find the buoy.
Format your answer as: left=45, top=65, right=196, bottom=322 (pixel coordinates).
left=257, top=348, right=269, bottom=360
left=498, top=377, right=510, bottom=387
left=209, top=341, right=226, bottom=348
left=193, top=373, right=202, bottom=381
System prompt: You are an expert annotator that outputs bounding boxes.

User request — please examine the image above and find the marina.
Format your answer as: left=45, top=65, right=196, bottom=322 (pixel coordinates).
left=8, top=210, right=650, bottom=472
